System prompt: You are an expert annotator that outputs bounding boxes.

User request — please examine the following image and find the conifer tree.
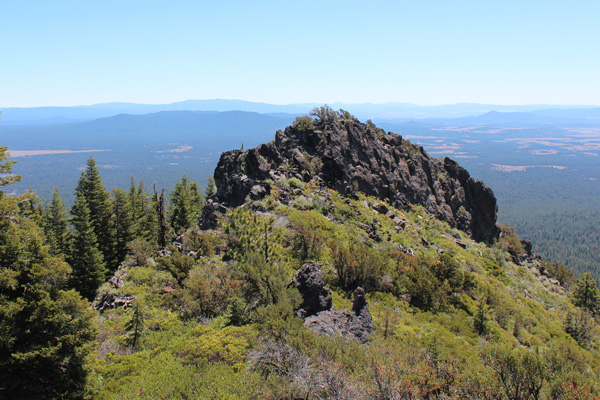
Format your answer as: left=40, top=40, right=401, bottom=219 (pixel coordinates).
left=138, top=181, right=159, bottom=243
left=113, top=188, right=135, bottom=265
left=68, top=195, right=107, bottom=301
left=474, top=299, right=490, bottom=336
left=205, top=176, right=216, bottom=200
left=129, top=175, right=139, bottom=221
left=0, top=145, right=21, bottom=187
left=16, top=188, right=45, bottom=227
left=75, top=157, right=117, bottom=271
left=169, top=174, right=203, bottom=233
left=125, top=301, right=145, bottom=350
left=0, top=174, right=95, bottom=399
left=44, top=188, right=71, bottom=257
left=571, top=272, right=600, bottom=316
left=157, top=188, right=170, bottom=248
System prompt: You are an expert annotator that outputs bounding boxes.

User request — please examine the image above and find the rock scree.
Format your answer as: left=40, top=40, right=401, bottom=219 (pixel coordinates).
left=200, top=111, right=500, bottom=243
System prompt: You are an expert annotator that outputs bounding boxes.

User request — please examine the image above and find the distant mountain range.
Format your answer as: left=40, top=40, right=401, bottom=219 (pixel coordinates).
left=2, top=99, right=599, bottom=125
left=377, top=108, right=600, bottom=127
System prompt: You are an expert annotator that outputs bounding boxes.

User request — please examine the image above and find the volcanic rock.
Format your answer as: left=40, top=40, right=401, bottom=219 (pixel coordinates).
left=291, top=262, right=375, bottom=343
left=200, top=112, right=499, bottom=243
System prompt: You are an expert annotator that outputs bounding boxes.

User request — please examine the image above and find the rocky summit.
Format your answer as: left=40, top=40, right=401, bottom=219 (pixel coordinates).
left=201, top=108, right=499, bottom=243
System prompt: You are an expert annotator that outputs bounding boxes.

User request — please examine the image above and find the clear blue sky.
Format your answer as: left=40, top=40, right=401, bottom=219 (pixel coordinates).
left=2, top=0, right=599, bottom=107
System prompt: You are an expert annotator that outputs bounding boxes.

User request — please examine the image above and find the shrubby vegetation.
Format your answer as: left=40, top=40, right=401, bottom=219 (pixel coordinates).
left=1, top=127, right=600, bottom=399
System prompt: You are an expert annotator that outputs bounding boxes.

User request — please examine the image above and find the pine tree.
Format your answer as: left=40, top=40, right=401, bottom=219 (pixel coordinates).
left=68, top=195, right=107, bottom=301
left=571, top=272, right=600, bottom=316
left=113, top=188, right=135, bottom=265
left=0, top=145, right=21, bottom=187
left=16, top=188, right=45, bottom=227
left=125, top=301, right=145, bottom=350
left=205, top=176, right=216, bottom=200
left=129, top=175, right=139, bottom=221
left=157, top=188, right=170, bottom=248
left=44, top=187, right=71, bottom=257
left=0, top=188, right=95, bottom=399
left=169, top=174, right=203, bottom=233
left=474, top=299, right=490, bottom=336
left=75, top=157, right=117, bottom=271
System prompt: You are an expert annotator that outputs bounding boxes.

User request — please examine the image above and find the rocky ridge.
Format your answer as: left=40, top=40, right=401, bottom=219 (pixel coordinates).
left=201, top=109, right=500, bottom=243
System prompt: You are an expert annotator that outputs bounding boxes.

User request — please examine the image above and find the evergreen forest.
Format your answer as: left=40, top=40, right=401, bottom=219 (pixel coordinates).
left=1, top=112, right=600, bottom=400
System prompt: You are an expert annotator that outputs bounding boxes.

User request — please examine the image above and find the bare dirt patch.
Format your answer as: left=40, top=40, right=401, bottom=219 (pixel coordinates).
left=9, top=149, right=112, bottom=157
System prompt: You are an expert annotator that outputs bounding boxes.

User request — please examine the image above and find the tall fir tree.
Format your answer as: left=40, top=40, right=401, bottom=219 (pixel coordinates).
left=157, top=188, right=170, bottom=248
left=68, top=194, right=107, bottom=301
left=17, top=189, right=45, bottom=228
left=169, top=174, right=203, bottom=233
left=112, top=188, right=135, bottom=265
left=129, top=175, right=139, bottom=222
left=76, top=157, right=118, bottom=271
left=205, top=175, right=216, bottom=200
left=44, top=187, right=71, bottom=257
left=0, top=152, right=95, bottom=399
left=571, top=272, right=600, bottom=316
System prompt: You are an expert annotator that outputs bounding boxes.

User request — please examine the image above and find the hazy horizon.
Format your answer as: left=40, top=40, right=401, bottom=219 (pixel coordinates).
left=2, top=1, right=599, bottom=108
left=3, top=98, right=599, bottom=109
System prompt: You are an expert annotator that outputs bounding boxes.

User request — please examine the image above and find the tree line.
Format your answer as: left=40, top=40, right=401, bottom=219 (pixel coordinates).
left=0, top=151, right=214, bottom=399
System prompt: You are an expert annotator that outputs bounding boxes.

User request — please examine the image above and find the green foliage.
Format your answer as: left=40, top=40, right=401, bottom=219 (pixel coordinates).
left=293, top=115, right=315, bottom=132
left=0, top=145, right=21, bottom=188
left=474, top=299, right=491, bottom=336
left=541, top=261, right=574, bottom=287
left=156, top=188, right=170, bottom=248
left=234, top=252, right=292, bottom=309
left=0, top=193, right=95, bottom=399
left=330, top=238, right=385, bottom=292
left=178, top=260, right=238, bottom=319
left=76, top=156, right=118, bottom=271
left=129, top=178, right=161, bottom=246
left=496, top=224, right=526, bottom=260
left=570, top=272, right=600, bottom=316
left=68, top=194, right=107, bottom=300
left=204, top=175, right=216, bottom=199
left=157, top=251, right=197, bottom=285
left=400, top=254, right=474, bottom=312
left=564, top=310, right=596, bottom=346
left=44, top=187, right=71, bottom=257
left=309, top=105, right=338, bottom=123
left=4, top=154, right=600, bottom=398
left=223, top=207, right=285, bottom=263
left=482, top=344, right=546, bottom=400
left=169, top=174, right=203, bottom=233
left=288, top=209, right=334, bottom=261
left=184, top=325, right=255, bottom=370
left=112, top=188, right=135, bottom=266
left=124, top=301, right=145, bottom=350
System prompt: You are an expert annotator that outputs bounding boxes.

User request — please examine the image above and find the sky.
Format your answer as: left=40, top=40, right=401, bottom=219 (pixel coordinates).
left=2, top=0, right=599, bottom=107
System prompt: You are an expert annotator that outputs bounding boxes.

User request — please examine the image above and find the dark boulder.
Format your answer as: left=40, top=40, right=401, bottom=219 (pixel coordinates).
left=291, top=263, right=375, bottom=343
left=291, top=262, right=332, bottom=318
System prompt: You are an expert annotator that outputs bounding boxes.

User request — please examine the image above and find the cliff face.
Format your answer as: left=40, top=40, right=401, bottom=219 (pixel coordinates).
left=201, top=114, right=499, bottom=243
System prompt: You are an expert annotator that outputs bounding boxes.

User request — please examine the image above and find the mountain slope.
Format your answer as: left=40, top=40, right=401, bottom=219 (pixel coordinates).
left=87, top=109, right=600, bottom=398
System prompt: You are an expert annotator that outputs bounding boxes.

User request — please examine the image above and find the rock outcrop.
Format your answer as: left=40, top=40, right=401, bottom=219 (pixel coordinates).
left=292, top=262, right=375, bottom=344
left=201, top=112, right=499, bottom=242
left=291, top=262, right=333, bottom=318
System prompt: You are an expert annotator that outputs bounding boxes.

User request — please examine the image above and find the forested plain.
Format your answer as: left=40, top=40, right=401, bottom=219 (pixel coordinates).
left=1, top=111, right=600, bottom=399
